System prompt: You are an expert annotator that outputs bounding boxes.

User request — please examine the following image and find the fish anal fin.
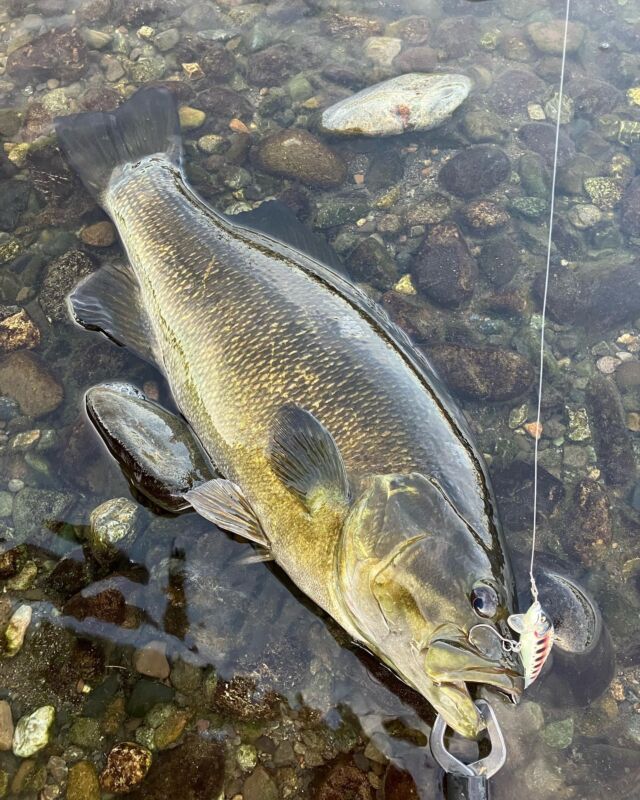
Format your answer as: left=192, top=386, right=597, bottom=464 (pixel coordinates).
left=268, top=403, right=350, bottom=512
left=68, top=263, right=161, bottom=368
left=186, top=479, right=268, bottom=548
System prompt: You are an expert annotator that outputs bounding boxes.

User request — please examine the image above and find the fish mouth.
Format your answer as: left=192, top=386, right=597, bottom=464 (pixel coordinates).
left=422, top=624, right=524, bottom=738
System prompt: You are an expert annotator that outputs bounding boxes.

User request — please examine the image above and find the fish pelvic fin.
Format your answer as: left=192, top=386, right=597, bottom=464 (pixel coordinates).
left=268, top=403, right=350, bottom=513
left=186, top=479, right=269, bottom=549
left=54, top=86, right=182, bottom=203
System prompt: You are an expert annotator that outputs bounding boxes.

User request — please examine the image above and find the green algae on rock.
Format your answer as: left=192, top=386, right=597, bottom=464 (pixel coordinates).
left=321, top=73, right=471, bottom=137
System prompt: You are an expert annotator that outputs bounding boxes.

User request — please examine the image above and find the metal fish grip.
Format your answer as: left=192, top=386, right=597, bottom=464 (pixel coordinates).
left=430, top=700, right=506, bottom=800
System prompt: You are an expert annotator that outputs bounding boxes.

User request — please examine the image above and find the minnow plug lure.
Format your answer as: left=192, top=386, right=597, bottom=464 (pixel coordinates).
left=508, top=600, right=554, bottom=688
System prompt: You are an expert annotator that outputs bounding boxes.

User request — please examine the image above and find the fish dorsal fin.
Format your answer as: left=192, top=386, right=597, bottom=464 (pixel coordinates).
left=186, top=478, right=268, bottom=548
left=227, top=200, right=348, bottom=277
left=68, top=263, right=161, bottom=368
left=268, top=403, right=350, bottom=512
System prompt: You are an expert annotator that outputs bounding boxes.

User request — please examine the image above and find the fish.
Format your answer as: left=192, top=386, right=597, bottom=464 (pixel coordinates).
left=55, top=86, right=524, bottom=738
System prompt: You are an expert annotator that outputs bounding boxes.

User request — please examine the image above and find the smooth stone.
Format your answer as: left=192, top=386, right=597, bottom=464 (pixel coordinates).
left=321, top=73, right=471, bottom=138
left=67, top=761, right=100, bottom=800
left=568, top=204, right=602, bottom=229
left=80, top=221, right=116, bottom=247
left=178, top=106, right=206, bottom=131
left=527, top=20, right=585, bottom=55
left=489, top=68, right=546, bottom=116
left=7, top=29, right=88, bottom=82
left=438, top=145, right=511, bottom=198
left=243, top=766, right=278, bottom=800
left=412, top=223, right=476, bottom=308
left=363, top=36, right=402, bottom=66
left=154, top=28, right=180, bottom=52
left=12, top=706, right=55, bottom=758
left=63, top=588, right=126, bottom=625
left=0, top=702, right=13, bottom=751
left=4, top=604, right=32, bottom=657
left=0, top=351, right=63, bottom=417
left=253, top=129, right=346, bottom=188
left=518, top=122, right=575, bottom=167
left=100, top=742, right=152, bottom=794
left=134, top=641, right=170, bottom=680
left=347, top=237, right=398, bottom=290
left=87, top=497, right=140, bottom=566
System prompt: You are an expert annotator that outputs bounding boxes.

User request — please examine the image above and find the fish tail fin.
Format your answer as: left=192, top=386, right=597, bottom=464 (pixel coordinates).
left=54, top=86, right=182, bottom=203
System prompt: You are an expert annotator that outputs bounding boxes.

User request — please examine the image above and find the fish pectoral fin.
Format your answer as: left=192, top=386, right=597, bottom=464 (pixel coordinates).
left=268, top=403, right=350, bottom=512
left=185, top=479, right=269, bottom=548
left=68, top=262, right=162, bottom=368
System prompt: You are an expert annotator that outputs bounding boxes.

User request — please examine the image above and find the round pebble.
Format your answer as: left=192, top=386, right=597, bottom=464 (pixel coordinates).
left=596, top=355, right=620, bottom=374
left=133, top=641, right=170, bottom=680
left=7, top=479, right=24, bottom=493
left=12, top=706, right=56, bottom=758
left=100, top=742, right=152, bottom=794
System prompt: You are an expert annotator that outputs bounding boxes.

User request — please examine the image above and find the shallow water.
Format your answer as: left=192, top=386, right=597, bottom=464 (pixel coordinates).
left=0, top=0, right=639, bottom=798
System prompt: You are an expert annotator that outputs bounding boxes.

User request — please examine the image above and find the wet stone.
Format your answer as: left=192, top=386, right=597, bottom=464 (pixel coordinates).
left=67, top=761, right=100, bottom=800
left=364, top=36, right=402, bottom=66
left=134, top=641, right=170, bottom=681
left=615, top=360, right=640, bottom=391
left=80, top=221, right=116, bottom=247
left=568, top=478, right=612, bottom=565
left=621, top=176, right=640, bottom=237
left=518, top=122, right=576, bottom=167
left=7, top=28, right=88, bottom=83
left=317, top=760, right=373, bottom=800
left=478, top=236, right=523, bottom=286
left=0, top=180, right=30, bottom=232
left=12, top=706, right=55, bottom=758
left=438, top=145, right=510, bottom=199
left=0, top=307, right=40, bottom=353
left=588, top=265, right=640, bottom=327
left=314, top=200, right=369, bottom=229
left=489, top=68, right=546, bottom=116
left=321, top=73, right=471, bottom=137
left=0, top=702, right=13, bottom=751
left=247, top=43, right=295, bottom=86
left=584, top=177, right=623, bottom=210
left=404, top=194, right=450, bottom=226
left=491, top=461, right=565, bottom=531
left=393, top=45, right=437, bottom=74
left=69, top=717, right=104, bottom=750
left=127, top=679, right=175, bottom=718
left=428, top=343, right=534, bottom=402
left=459, top=200, right=509, bottom=236
left=412, top=223, right=476, bottom=308
left=0, top=351, right=63, bottom=418
left=12, top=487, right=74, bottom=541
left=39, top=250, right=94, bottom=323
left=253, top=129, right=346, bottom=189
left=462, top=110, right=507, bottom=144
left=243, top=765, right=278, bottom=800
left=4, top=604, right=32, bottom=657
left=100, top=742, right=152, bottom=794
left=87, top=497, right=140, bottom=566
left=587, top=375, right=636, bottom=486
left=347, top=237, right=397, bottom=291
left=63, top=588, right=127, bottom=625
left=527, top=20, right=585, bottom=55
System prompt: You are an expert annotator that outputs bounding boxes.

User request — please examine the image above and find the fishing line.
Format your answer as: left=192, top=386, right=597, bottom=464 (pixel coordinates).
left=530, top=0, right=572, bottom=604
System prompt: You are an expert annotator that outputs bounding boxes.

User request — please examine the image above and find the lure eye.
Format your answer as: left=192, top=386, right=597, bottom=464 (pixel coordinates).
left=470, top=584, right=499, bottom=619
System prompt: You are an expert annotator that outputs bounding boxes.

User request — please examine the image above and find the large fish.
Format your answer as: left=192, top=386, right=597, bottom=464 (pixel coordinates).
left=55, top=87, right=523, bottom=738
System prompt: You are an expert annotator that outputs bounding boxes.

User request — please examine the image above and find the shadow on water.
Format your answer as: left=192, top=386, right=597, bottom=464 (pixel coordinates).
left=1, top=0, right=640, bottom=797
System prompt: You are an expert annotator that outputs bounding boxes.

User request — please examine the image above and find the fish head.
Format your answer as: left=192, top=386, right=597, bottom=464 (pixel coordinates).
left=336, top=472, right=524, bottom=738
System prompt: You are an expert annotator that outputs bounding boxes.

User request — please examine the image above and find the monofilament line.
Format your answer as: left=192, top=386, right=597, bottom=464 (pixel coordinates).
left=530, top=0, right=572, bottom=601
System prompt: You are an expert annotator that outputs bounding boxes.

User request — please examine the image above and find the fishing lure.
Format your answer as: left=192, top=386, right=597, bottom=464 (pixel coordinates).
left=508, top=599, right=555, bottom=688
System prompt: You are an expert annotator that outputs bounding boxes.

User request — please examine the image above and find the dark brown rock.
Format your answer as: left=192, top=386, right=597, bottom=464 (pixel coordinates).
left=0, top=546, right=24, bottom=579
left=615, top=360, right=640, bottom=391
left=489, top=68, right=547, bottom=116
left=491, top=461, right=565, bottom=532
left=566, top=78, right=622, bottom=117
left=247, top=44, right=295, bottom=86
left=201, top=44, right=236, bottom=80
left=586, top=375, right=636, bottom=486
left=434, top=16, right=477, bottom=59
left=412, top=223, right=476, bottom=308
left=518, top=123, right=576, bottom=167
left=317, top=760, right=373, bottom=800
left=459, top=200, right=510, bottom=236
left=532, top=265, right=587, bottom=325
left=0, top=351, right=63, bottom=417
left=588, top=264, right=640, bottom=327
left=81, top=85, right=121, bottom=112
left=383, top=765, right=420, bottom=800
left=478, top=236, right=523, bottom=286
left=393, top=45, right=438, bottom=73
left=438, top=145, right=511, bottom=199
left=64, top=588, right=127, bottom=625
left=213, top=676, right=280, bottom=720
left=253, top=129, right=346, bottom=188
left=7, top=28, right=88, bottom=83
left=347, top=237, right=397, bottom=290
left=427, top=343, right=534, bottom=402
left=195, top=87, right=253, bottom=123
left=567, top=479, right=612, bottom=567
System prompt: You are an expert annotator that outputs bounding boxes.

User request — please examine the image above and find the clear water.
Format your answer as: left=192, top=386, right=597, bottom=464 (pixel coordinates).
left=1, top=0, right=639, bottom=798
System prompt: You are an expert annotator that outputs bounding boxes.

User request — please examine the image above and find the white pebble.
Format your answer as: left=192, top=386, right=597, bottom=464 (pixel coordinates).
left=13, top=705, right=55, bottom=758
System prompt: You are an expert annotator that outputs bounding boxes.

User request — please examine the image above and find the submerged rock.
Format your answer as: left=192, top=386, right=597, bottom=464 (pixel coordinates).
left=527, top=20, right=585, bottom=55
left=100, top=742, right=152, bottom=794
left=39, top=250, right=94, bottom=323
left=321, top=73, right=471, bottom=137
left=0, top=307, right=40, bottom=353
left=620, top=176, right=640, bottom=237
left=67, top=761, right=100, bottom=800
left=428, top=343, right=534, bottom=401
left=3, top=604, right=32, bottom=657
left=12, top=706, right=55, bottom=758
left=438, top=145, right=510, bottom=198
left=0, top=701, right=13, bottom=751
left=412, top=223, right=476, bottom=308
left=0, top=351, right=63, bottom=418
left=586, top=375, right=636, bottom=486
left=7, top=28, right=88, bottom=83
left=63, top=588, right=127, bottom=625
left=489, top=68, right=546, bottom=116
left=253, top=129, right=346, bottom=188
left=87, top=498, right=140, bottom=566
left=518, top=122, right=575, bottom=167
left=347, top=237, right=398, bottom=290
left=478, top=236, right=523, bottom=286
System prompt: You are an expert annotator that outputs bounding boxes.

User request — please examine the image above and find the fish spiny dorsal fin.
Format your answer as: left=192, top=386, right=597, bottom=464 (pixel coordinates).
left=268, top=403, right=350, bottom=512
left=186, top=479, right=268, bottom=548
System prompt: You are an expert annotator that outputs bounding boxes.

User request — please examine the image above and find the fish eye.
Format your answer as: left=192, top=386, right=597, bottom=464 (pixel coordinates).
left=470, top=584, right=499, bottom=619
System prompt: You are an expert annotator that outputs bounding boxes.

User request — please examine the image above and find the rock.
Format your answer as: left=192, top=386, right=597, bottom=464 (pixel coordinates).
left=127, top=679, right=175, bottom=717
left=489, top=68, right=546, bottom=116
left=383, top=765, right=419, bottom=800
left=0, top=351, right=63, bottom=417
left=317, top=760, right=373, bottom=800
left=154, top=28, right=180, bottom=52
left=478, top=236, right=523, bottom=286
left=178, top=106, right=206, bottom=131
left=428, top=343, right=534, bottom=402
left=253, top=129, right=346, bottom=189
left=134, top=642, right=170, bottom=680
left=533, top=264, right=586, bottom=324
left=347, top=237, right=397, bottom=290
left=459, top=200, right=509, bottom=236
left=69, top=717, right=104, bottom=750
left=0, top=702, right=13, bottom=751
left=0, top=180, right=30, bottom=231
left=518, top=153, right=550, bottom=197
left=393, top=45, right=437, bottom=73
left=566, top=78, right=622, bottom=118
left=364, top=36, right=402, bottom=66
left=7, top=28, right=88, bottom=83
left=247, top=44, right=294, bottom=86
left=527, top=20, right=585, bottom=55
left=568, top=204, right=602, bottom=229
left=438, top=145, right=510, bottom=198
left=542, top=718, right=574, bottom=749
left=314, top=200, right=369, bottom=229
left=12, top=706, right=55, bottom=758
left=63, top=588, right=127, bottom=625
left=567, top=479, right=612, bottom=565
left=128, top=737, right=223, bottom=800
left=67, top=761, right=100, bottom=800
left=39, top=250, right=94, bottom=323
left=518, top=122, right=575, bottom=167
left=87, top=497, right=140, bottom=566
left=584, top=177, right=623, bottom=210
left=621, top=176, right=640, bottom=237
left=321, top=73, right=471, bottom=138
left=586, top=375, right=636, bottom=486
left=462, top=110, right=507, bottom=143
left=100, top=742, right=152, bottom=794
left=588, top=265, right=640, bottom=327
left=412, top=223, right=476, bottom=308
left=0, top=307, right=40, bottom=353
left=4, top=604, right=32, bottom=657
left=12, top=487, right=74, bottom=541
left=491, top=461, right=564, bottom=531
left=404, top=194, right=450, bottom=226
left=82, top=28, right=112, bottom=49
left=434, top=15, right=478, bottom=59
left=243, top=766, right=278, bottom=800
left=153, top=709, right=188, bottom=750
left=615, top=361, right=640, bottom=391
left=80, top=221, right=116, bottom=247
left=510, top=196, right=548, bottom=219
left=195, top=87, right=253, bottom=121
